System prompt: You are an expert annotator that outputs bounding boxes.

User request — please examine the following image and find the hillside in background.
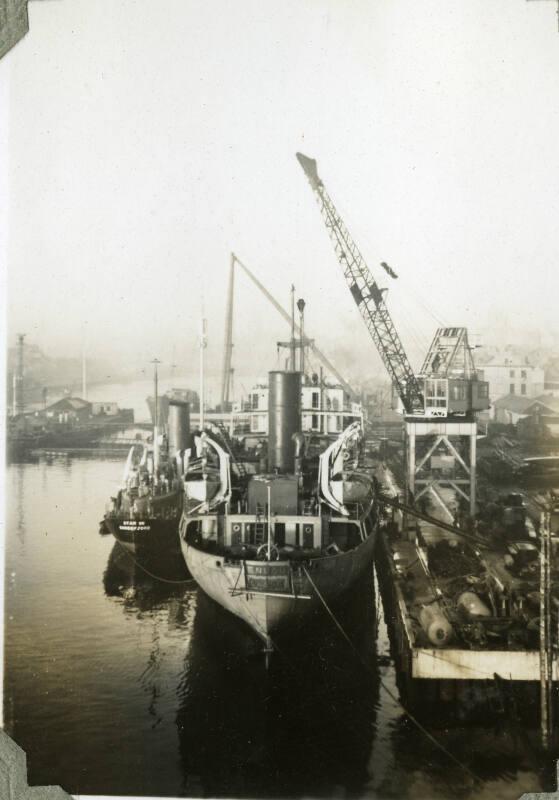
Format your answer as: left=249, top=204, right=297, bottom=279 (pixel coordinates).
left=5, top=342, right=123, bottom=406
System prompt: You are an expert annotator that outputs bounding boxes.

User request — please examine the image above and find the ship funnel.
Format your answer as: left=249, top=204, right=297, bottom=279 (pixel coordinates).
left=268, top=371, right=302, bottom=473
left=168, top=399, right=190, bottom=454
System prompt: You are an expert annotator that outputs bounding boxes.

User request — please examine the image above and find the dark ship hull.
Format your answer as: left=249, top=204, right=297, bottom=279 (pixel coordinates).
left=105, top=489, right=183, bottom=556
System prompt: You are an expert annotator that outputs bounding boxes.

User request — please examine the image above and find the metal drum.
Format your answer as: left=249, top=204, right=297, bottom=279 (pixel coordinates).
left=419, top=604, right=454, bottom=647
left=457, top=592, right=491, bottom=619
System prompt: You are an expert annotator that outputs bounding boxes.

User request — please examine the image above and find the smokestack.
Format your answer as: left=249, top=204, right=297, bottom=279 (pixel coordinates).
left=168, top=400, right=191, bottom=454
left=82, top=346, right=87, bottom=400
left=13, top=334, right=25, bottom=416
left=268, top=371, right=302, bottom=473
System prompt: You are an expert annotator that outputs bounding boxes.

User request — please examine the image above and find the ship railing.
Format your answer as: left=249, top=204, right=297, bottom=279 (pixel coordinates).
left=228, top=560, right=311, bottom=600
left=107, top=505, right=180, bottom=521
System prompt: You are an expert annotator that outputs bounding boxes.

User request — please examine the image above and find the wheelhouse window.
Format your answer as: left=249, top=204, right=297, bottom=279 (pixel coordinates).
left=425, top=379, right=447, bottom=409
left=450, top=383, right=466, bottom=401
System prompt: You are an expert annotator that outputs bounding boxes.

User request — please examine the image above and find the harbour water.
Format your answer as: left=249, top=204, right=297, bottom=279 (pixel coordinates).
left=3, top=454, right=553, bottom=799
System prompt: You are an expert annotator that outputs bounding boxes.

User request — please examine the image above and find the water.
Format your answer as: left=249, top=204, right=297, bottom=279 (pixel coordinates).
left=3, top=455, right=554, bottom=799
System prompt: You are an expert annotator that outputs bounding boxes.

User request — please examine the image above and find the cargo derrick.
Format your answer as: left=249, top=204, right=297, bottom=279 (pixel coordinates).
left=296, top=153, right=489, bottom=517
left=220, top=252, right=359, bottom=403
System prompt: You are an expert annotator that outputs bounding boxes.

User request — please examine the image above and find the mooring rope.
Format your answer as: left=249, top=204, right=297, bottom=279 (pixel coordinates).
left=302, top=565, right=481, bottom=785
left=114, top=538, right=198, bottom=586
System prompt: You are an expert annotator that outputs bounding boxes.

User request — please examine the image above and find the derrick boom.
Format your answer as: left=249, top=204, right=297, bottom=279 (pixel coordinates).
left=296, top=152, right=424, bottom=415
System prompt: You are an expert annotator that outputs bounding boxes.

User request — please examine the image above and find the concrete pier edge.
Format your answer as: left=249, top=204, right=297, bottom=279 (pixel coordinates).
left=0, top=729, right=71, bottom=799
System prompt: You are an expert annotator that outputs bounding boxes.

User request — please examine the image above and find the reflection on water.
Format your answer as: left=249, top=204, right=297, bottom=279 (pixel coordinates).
left=103, top=541, right=193, bottom=617
left=176, top=573, right=379, bottom=799
left=14, top=463, right=26, bottom=552
left=3, top=458, right=554, bottom=799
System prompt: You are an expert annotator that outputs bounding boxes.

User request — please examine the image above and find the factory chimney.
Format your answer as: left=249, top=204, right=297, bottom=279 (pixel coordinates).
left=12, top=334, right=25, bottom=417
left=82, top=347, right=87, bottom=401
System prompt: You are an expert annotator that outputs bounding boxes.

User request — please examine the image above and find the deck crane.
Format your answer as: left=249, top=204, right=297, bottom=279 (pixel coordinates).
left=296, top=153, right=424, bottom=416
left=296, top=152, right=489, bottom=519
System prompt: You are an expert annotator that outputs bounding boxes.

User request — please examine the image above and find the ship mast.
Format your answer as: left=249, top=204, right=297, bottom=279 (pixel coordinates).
left=290, top=285, right=296, bottom=371
left=199, top=318, right=207, bottom=430
left=220, top=253, right=235, bottom=409
left=151, top=358, right=161, bottom=473
left=297, top=298, right=306, bottom=376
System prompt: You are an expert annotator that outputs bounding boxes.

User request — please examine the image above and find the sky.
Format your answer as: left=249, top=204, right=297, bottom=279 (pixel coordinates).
left=2, top=0, right=559, bottom=396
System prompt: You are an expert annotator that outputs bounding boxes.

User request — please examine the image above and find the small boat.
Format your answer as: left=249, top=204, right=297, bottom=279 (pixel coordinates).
left=179, top=370, right=378, bottom=650
left=103, top=440, right=184, bottom=556
left=182, top=431, right=231, bottom=505
left=103, top=370, right=193, bottom=559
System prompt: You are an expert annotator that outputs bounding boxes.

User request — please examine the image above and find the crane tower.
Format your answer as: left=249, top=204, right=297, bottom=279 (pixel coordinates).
left=296, top=153, right=489, bottom=519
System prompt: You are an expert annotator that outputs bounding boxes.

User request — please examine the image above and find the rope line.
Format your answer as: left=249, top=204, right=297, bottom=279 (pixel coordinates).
left=302, top=565, right=481, bottom=786
left=114, top=538, right=198, bottom=586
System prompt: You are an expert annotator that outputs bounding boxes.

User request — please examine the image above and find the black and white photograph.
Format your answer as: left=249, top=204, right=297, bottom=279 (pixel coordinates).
left=2, top=2, right=559, bottom=798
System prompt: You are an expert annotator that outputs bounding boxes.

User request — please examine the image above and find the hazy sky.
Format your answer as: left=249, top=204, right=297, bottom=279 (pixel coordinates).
left=2, top=0, right=559, bottom=393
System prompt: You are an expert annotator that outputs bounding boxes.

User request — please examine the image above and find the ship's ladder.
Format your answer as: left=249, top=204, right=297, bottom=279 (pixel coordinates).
left=254, top=505, right=267, bottom=545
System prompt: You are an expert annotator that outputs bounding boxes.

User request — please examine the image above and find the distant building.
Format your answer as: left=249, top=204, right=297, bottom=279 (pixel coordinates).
left=243, top=380, right=361, bottom=436
left=493, top=393, right=559, bottom=437
left=39, top=396, right=133, bottom=425
left=492, top=394, right=533, bottom=425
left=479, top=357, right=544, bottom=402
left=43, top=397, right=91, bottom=424
left=91, top=401, right=119, bottom=417
left=543, top=356, right=559, bottom=396
left=521, top=396, right=559, bottom=437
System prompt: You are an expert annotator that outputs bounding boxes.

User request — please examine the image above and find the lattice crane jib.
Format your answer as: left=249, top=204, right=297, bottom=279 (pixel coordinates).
left=296, top=153, right=424, bottom=415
